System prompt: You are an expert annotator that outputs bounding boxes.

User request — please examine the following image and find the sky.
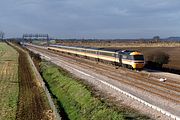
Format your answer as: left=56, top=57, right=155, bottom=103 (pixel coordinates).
left=0, top=0, right=180, bottom=39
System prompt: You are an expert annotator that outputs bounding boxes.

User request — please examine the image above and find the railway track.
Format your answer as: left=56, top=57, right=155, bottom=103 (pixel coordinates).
left=27, top=45, right=180, bottom=104
left=62, top=57, right=180, bottom=103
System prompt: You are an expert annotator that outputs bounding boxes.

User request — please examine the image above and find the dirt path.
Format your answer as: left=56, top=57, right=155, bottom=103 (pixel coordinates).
left=9, top=43, right=52, bottom=120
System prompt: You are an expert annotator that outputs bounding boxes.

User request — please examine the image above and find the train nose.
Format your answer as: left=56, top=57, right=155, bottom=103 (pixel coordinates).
left=132, top=62, right=145, bottom=69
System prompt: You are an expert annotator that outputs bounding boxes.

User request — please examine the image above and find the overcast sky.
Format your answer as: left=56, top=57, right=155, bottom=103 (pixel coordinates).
left=0, top=0, right=180, bottom=39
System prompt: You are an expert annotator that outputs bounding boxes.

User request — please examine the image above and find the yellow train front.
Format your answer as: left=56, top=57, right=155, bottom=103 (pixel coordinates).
left=120, top=50, right=145, bottom=70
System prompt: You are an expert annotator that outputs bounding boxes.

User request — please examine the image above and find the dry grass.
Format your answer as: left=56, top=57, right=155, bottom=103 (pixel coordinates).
left=57, top=41, right=180, bottom=48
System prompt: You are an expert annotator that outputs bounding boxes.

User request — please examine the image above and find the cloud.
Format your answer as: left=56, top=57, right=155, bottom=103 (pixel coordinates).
left=0, top=0, right=180, bottom=38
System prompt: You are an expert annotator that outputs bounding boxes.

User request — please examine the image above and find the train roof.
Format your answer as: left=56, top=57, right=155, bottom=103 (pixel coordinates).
left=98, top=48, right=121, bottom=52
left=120, top=50, right=142, bottom=55
left=50, top=44, right=104, bottom=51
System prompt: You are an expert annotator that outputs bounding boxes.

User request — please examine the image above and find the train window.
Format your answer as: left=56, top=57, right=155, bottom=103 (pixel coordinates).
left=87, top=50, right=92, bottom=53
left=133, top=55, right=144, bottom=60
left=85, top=50, right=94, bottom=54
left=89, top=50, right=92, bottom=53
left=89, top=50, right=95, bottom=54
left=122, top=55, right=127, bottom=59
left=75, top=48, right=79, bottom=51
left=112, top=53, right=116, bottom=57
left=127, top=55, right=133, bottom=60
left=100, top=52, right=113, bottom=56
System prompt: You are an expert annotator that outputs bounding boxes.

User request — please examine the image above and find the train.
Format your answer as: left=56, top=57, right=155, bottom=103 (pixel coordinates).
left=47, top=44, right=145, bottom=70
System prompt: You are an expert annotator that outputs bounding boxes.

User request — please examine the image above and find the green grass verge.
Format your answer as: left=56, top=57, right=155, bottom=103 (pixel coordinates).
left=40, top=62, right=151, bottom=120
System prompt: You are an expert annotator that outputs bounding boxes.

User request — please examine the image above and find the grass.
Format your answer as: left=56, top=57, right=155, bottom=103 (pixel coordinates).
left=0, top=42, right=19, bottom=120
left=40, top=62, right=151, bottom=120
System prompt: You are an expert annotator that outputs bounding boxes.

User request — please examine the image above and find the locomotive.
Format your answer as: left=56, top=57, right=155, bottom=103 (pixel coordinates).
left=47, top=44, right=145, bottom=70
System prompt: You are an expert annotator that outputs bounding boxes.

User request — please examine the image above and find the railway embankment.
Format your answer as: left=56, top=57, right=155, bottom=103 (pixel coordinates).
left=28, top=49, right=61, bottom=120
left=40, top=61, right=151, bottom=120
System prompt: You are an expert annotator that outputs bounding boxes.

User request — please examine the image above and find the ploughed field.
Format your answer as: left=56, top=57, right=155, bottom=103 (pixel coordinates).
left=0, top=42, right=19, bottom=120
left=140, top=47, right=180, bottom=69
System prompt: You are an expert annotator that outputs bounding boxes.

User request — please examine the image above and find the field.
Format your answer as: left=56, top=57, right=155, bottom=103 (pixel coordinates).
left=0, top=42, right=19, bottom=120
left=57, top=40, right=180, bottom=48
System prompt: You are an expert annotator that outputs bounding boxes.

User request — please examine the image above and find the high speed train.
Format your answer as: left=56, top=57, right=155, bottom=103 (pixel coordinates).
left=47, top=44, right=145, bottom=70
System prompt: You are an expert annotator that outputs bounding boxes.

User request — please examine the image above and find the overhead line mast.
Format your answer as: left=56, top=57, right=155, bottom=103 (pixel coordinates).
left=22, top=33, right=49, bottom=45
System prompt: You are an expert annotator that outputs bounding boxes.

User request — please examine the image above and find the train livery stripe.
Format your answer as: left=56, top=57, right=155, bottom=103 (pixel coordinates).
left=48, top=47, right=117, bottom=62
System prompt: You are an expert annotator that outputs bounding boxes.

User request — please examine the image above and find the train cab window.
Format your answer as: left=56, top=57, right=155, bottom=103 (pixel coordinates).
left=133, top=55, right=144, bottom=60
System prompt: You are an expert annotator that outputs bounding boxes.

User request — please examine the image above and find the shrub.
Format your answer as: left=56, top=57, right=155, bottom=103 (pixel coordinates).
left=146, top=51, right=169, bottom=68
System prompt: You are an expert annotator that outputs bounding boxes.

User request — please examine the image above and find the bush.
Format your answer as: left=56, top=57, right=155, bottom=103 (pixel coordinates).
left=146, top=51, right=169, bottom=68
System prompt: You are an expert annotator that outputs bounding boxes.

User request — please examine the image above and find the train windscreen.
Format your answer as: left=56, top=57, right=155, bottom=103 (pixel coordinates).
left=133, top=55, right=144, bottom=60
